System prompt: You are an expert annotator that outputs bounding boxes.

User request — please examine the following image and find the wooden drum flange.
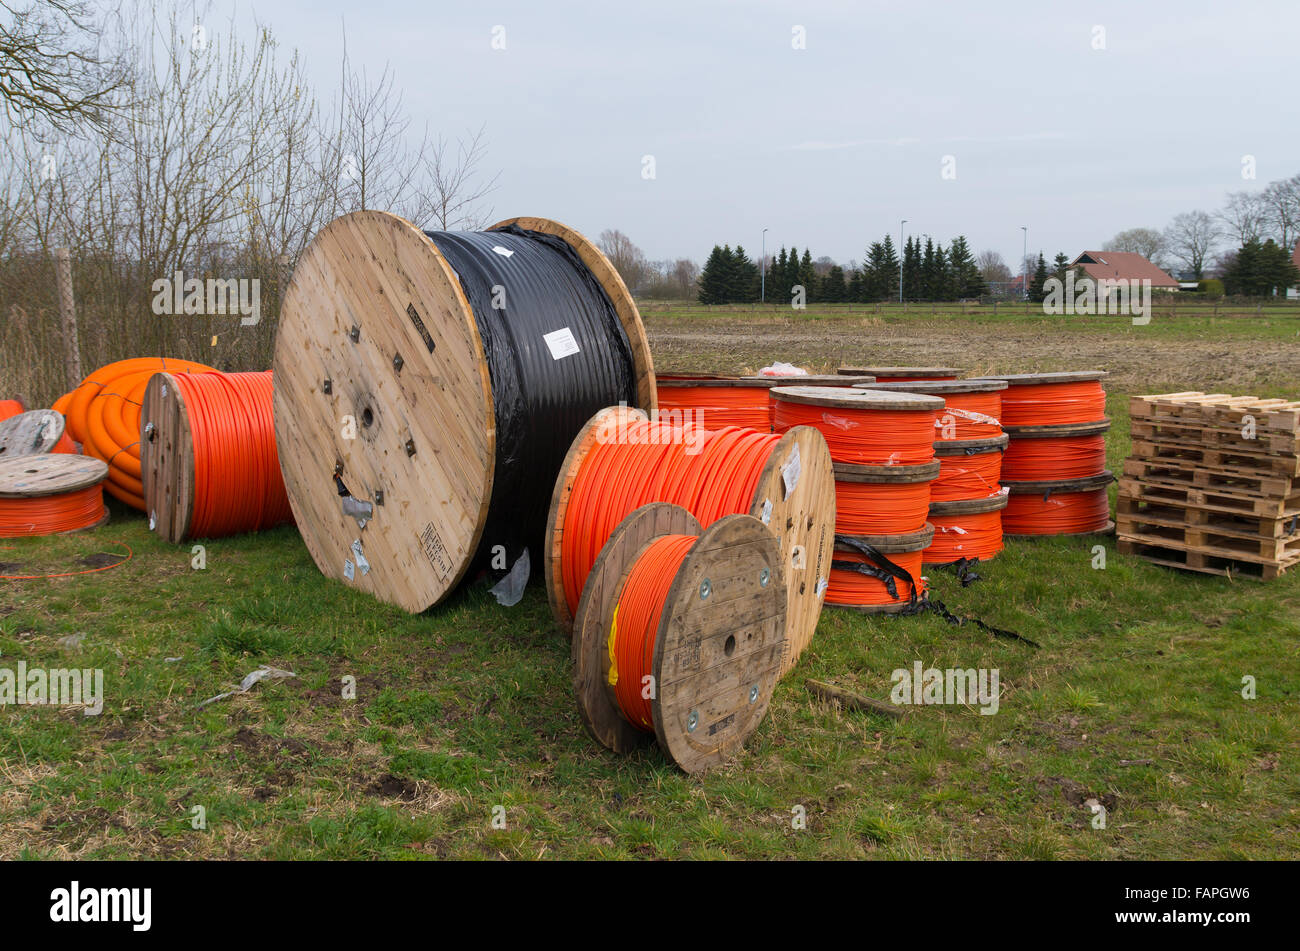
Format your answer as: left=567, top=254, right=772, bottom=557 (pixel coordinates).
left=571, top=504, right=785, bottom=774
left=273, top=211, right=656, bottom=613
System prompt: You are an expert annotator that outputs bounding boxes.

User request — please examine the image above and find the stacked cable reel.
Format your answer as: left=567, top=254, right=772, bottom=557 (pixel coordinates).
left=656, top=373, right=875, bottom=432
left=54, top=358, right=218, bottom=509
left=273, top=211, right=655, bottom=612
left=140, top=370, right=293, bottom=542
left=0, top=454, right=109, bottom=537
left=837, top=366, right=965, bottom=383
left=982, top=371, right=1114, bottom=536
left=547, top=405, right=834, bottom=676
left=770, top=385, right=945, bottom=613
left=858, top=379, right=1010, bottom=566
left=571, top=503, right=785, bottom=774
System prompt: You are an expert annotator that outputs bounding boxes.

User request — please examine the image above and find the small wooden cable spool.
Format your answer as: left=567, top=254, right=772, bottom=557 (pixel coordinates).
left=837, top=366, right=965, bottom=381
left=770, top=386, right=946, bottom=465
left=976, top=371, right=1108, bottom=426
left=1002, top=471, right=1115, bottom=537
left=832, top=459, right=939, bottom=536
left=140, top=371, right=293, bottom=542
left=273, top=211, right=656, bottom=613
left=0, top=455, right=109, bottom=537
left=826, top=523, right=935, bottom=614
left=571, top=503, right=785, bottom=774
left=546, top=405, right=834, bottom=676
left=1000, top=419, right=1111, bottom=481
left=0, top=410, right=65, bottom=459
left=931, top=434, right=1009, bottom=502
left=924, top=491, right=1009, bottom=565
left=855, top=378, right=1006, bottom=440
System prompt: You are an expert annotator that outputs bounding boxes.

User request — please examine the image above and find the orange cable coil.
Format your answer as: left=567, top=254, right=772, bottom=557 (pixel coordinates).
left=169, top=371, right=294, bottom=537
left=834, top=479, right=931, bottom=536
left=560, top=419, right=781, bottom=616
left=1001, top=487, right=1110, bottom=535
left=608, top=533, right=696, bottom=730
left=931, top=450, right=1003, bottom=502
left=56, top=357, right=218, bottom=509
left=934, top=391, right=1003, bottom=439
left=657, top=384, right=772, bottom=432
left=0, top=483, right=106, bottom=537
left=999, top=381, right=1106, bottom=426
left=773, top=401, right=937, bottom=466
left=1001, top=434, right=1106, bottom=480
left=924, top=509, right=1004, bottom=563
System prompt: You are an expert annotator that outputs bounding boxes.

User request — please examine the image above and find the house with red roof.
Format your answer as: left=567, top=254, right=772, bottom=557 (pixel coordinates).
left=1069, top=251, right=1180, bottom=290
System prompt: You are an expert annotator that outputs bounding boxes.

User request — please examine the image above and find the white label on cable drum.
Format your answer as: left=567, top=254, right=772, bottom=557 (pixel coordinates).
left=491, top=245, right=514, bottom=257
left=543, top=327, right=581, bottom=361
left=343, top=559, right=355, bottom=581
left=782, top=443, right=801, bottom=498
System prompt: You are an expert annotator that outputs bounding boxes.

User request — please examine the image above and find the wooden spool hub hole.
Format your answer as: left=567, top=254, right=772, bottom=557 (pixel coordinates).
left=571, top=504, right=786, bottom=775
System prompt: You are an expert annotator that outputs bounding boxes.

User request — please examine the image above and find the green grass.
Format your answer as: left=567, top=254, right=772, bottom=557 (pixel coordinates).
left=2, top=310, right=1299, bottom=859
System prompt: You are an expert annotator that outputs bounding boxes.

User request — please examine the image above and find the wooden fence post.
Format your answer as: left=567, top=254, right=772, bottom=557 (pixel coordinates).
left=54, top=247, right=82, bottom=390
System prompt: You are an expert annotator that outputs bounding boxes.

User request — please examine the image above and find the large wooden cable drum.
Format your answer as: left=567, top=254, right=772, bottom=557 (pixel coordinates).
left=273, top=211, right=655, bottom=613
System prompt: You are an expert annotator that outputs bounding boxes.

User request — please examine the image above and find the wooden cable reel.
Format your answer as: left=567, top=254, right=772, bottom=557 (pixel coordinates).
left=273, top=211, right=656, bottom=613
left=0, top=410, right=65, bottom=459
left=571, top=503, right=784, bottom=774
left=0, top=454, right=109, bottom=536
left=546, top=405, right=835, bottom=676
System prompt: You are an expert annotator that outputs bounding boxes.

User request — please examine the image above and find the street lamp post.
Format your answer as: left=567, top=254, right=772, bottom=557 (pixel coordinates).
left=761, top=228, right=768, bottom=303
left=899, top=219, right=907, bottom=303
left=1021, top=226, right=1028, bottom=299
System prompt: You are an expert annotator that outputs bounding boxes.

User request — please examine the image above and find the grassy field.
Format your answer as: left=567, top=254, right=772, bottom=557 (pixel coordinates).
left=2, top=305, right=1299, bottom=860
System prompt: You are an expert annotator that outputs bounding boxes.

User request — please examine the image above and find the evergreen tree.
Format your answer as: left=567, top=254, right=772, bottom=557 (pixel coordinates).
left=1225, top=238, right=1300, bottom=296
left=697, top=245, right=729, bottom=304
left=799, top=249, right=816, bottom=303
left=948, top=236, right=984, bottom=298
left=920, top=238, right=939, bottom=299
left=1053, top=252, right=1070, bottom=283
left=879, top=234, right=899, bottom=301
left=847, top=266, right=864, bottom=302
left=821, top=265, right=847, bottom=302
left=901, top=237, right=922, bottom=301
left=731, top=245, right=760, bottom=302
left=1029, top=253, right=1050, bottom=303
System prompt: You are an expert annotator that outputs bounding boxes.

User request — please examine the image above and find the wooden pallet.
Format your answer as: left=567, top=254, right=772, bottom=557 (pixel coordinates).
left=1116, top=494, right=1300, bottom=538
left=1121, top=458, right=1296, bottom=499
left=1116, top=508, right=1300, bottom=562
left=1129, top=438, right=1300, bottom=478
left=1117, top=537, right=1299, bottom=581
left=1130, top=392, right=1300, bottom=431
left=1117, top=477, right=1300, bottom=518
left=1128, top=419, right=1300, bottom=456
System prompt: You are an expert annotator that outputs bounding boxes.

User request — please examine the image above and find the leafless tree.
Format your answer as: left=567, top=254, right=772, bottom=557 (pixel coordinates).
left=1163, top=210, right=1219, bottom=279
left=1217, top=190, right=1267, bottom=245
left=597, top=229, right=647, bottom=293
left=0, top=0, right=129, bottom=133
left=671, top=257, right=699, bottom=298
left=1259, top=174, right=1300, bottom=250
left=977, top=249, right=1012, bottom=284
left=1107, top=227, right=1165, bottom=265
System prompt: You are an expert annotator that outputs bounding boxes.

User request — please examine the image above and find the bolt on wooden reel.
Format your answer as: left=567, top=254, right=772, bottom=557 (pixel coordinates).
left=571, top=503, right=785, bottom=774
left=272, top=211, right=656, bottom=613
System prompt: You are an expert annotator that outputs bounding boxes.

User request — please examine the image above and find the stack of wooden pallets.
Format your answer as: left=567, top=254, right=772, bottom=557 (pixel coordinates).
left=1118, top=392, right=1300, bottom=580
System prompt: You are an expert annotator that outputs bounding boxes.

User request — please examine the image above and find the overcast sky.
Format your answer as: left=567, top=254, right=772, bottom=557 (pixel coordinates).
left=223, top=0, right=1297, bottom=268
